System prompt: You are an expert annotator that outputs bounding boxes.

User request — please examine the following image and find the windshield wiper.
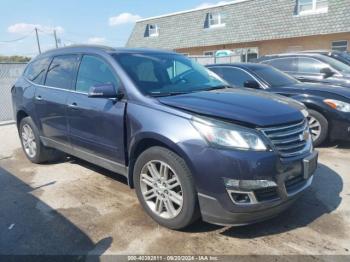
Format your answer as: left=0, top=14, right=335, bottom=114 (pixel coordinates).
left=200, top=85, right=231, bottom=91
left=149, top=86, right=231, bottom=97
left=149, top=91, right=190, bottom=97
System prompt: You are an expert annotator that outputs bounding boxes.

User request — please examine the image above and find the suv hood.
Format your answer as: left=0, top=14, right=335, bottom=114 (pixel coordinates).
left=291, top=83, right=350, bottom=100
left=158, top=89, right=305, bottom=127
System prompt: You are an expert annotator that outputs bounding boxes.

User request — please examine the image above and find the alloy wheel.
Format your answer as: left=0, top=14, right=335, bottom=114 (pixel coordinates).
left=21, top=124, right=37, bottom=158
left=308, top=116, right=322, bottom=142
left=140, top=160, right=183, bottom=219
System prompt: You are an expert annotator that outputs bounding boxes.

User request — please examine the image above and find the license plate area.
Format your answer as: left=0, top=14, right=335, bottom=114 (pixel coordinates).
left=303, top=151, right=318, bottom=179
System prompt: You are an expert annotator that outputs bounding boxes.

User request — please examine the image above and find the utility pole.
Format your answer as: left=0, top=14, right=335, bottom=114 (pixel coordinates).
left=53, top=29, right=59, bottom=48
left=34, top=28, right=41, bottom=54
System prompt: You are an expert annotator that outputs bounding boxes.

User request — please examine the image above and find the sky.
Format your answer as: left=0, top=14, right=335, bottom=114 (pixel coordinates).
left=0, top=0, right=234, bottom=57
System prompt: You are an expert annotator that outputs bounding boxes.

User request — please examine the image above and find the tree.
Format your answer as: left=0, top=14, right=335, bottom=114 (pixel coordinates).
left=0, top=55, right=31, bottom=63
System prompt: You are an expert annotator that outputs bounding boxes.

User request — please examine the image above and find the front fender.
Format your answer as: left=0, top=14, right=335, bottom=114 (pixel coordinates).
left=125, top=102, right=203, bottom=188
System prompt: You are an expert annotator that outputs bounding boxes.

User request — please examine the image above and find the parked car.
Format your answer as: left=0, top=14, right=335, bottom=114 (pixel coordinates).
left=300, top=50, right=350, bottom=66
left=12, top=46, right=317, bottom=229
left=256, top=53, right=350, bottom=88
left=207, top=63, right=350, bottom=146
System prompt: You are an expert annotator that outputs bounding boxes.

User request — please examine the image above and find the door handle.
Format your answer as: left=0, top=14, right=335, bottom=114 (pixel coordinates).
left=68, top=102, right=79, bottom=109
left=35, top=95, right=43, bottom=101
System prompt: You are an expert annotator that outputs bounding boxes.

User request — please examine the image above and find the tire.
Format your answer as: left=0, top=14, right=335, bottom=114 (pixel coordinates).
left=133, top=146, right=200, bottom=230
left=307, top=109, right=328, bottom=147
left=19, top=116, right=64, bottom=164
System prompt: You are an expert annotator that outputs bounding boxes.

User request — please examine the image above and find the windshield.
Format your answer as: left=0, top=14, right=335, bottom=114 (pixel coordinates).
left=336, top=52, right=350, bottom=64
left=251, top=66, right=299, bottom=87
left=113, top=53, right=227, bottom=96
left=319, top=55, right=350, bottom=74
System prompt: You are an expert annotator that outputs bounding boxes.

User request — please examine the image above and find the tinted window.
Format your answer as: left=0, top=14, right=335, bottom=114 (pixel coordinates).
left=24, top=58, right=51, bottom=84
left=45, top=55, right=79, bottom=90
left=76, top=55, right=120, bottom=93
left=113, top=53, right=225, bottom=96
left=251, top=67, right=299, bottom=87
left=263, top=58, right=298, bottom=72
left=317, top=55, right=350, bottom=74
left=297, top=57, right=327, bottom=74
left=211, top=67, right=255, bottom=87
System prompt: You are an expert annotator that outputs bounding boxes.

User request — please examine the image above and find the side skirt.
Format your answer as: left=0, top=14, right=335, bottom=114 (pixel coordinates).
left=41, top=136, right=128, bottom=177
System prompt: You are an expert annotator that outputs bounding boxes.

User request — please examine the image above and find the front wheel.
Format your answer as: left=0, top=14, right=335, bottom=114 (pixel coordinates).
left=133, top=146, right=200, bottom=229
left=307, top=109, right=328, bottom=147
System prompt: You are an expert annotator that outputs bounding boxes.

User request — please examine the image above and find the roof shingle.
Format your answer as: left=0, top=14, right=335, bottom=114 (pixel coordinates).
left=126, top=0, right=350, bottom=49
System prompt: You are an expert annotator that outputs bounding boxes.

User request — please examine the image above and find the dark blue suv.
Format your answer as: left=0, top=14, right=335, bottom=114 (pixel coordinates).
left=11, top=46, right=318, bottom=229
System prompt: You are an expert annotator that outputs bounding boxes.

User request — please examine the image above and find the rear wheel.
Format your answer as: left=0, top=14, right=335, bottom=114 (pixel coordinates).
left=134, top=146, right=200, bottom=229
left=19, top=117, right=64, bottom=163
left=307, top=109, right=328, bottom=147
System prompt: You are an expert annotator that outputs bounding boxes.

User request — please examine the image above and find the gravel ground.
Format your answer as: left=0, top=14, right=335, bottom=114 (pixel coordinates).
left=0, top=124, right=349, bottom=258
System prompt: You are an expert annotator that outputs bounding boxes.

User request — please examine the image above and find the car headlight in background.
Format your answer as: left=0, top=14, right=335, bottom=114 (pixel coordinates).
left=324, top=99, right=350, bottom=112
left=191, top=117, right=268, bottom=151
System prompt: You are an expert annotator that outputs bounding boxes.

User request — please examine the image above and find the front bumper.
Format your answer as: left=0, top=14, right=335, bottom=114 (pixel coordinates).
left=198, top=174, right=314, bottom=226
left=181, top=138, right=318, bottom=225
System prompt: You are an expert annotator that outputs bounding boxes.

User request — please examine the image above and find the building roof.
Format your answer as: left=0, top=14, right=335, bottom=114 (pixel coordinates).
left=126, top=0, right=350, bottom=50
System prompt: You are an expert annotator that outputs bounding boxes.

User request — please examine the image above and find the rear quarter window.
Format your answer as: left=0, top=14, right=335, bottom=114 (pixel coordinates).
left=23, top=57, right=51, bottom=85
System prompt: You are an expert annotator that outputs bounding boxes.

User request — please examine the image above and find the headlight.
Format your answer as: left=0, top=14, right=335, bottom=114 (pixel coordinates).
left=324, top=99, right=350, bottom=112
left=191, top=117, right=268, bottom=151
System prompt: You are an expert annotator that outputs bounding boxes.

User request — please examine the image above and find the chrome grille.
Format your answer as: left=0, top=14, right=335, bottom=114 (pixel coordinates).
left=260, top=119, right=309, bottom=158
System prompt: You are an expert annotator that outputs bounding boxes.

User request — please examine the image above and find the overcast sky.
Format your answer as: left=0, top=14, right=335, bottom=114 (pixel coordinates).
left=0, top=0, right=235, bottom=56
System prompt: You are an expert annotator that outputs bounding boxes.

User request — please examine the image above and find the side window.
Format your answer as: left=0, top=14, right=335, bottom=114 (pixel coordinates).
left=45, top=55, right=79, bottom=90
left=297, top=57, right=327, bottom=74
left=167, top=61, right=192, bottom=80
left=24, top=57, right=51, bottom=84
left=264, top=58, right=298, bottom=72
left=218, top=67, right=255, bottom=87
left=76, top=55, right=120, bottom=93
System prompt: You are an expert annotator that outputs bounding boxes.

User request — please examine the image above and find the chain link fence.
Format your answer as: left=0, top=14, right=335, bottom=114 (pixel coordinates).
left=0, top=63, right=27, bottom=123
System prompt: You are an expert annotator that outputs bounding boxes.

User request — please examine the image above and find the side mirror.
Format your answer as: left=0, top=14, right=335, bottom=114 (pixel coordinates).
left=320, top=67, right=335, bottom=78
left=88, top=83, right=119, bottom=98
left=244, top=80, right=260, bottom=89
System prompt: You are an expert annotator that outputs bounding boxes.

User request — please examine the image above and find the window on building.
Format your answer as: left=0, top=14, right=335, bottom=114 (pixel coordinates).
left=76, top=55, right=120, bottom=93
left=147, top=24, right=159, bottom=37
left=24, top=57, right=51, bottom=85
left=203, top=51, right=215, bottom=57
left=332, top=41, right=348, bottom=52
left=297, top=0, right=328, bottom=15
left=45, top=55, right=79, bottom=90
left=208, top=13, right=225, bottom=28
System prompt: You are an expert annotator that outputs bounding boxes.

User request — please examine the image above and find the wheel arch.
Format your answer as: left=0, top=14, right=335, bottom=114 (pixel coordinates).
left=16, top=109, right=29, bottom=129
left=127, top=133, right=193, bottom=188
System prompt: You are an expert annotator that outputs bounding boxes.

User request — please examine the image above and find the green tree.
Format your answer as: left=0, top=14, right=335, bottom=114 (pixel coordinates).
left=0, top=55, right=31, bottom=63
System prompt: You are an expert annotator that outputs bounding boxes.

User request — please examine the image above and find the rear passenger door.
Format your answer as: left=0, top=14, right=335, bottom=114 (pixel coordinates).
left=35, top=54, right=79, bottom=145
left=67, top=54, right=126, bottom=165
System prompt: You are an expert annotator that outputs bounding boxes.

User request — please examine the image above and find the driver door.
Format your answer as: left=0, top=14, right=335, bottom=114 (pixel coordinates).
left=67, top=55, right=126, bottom=165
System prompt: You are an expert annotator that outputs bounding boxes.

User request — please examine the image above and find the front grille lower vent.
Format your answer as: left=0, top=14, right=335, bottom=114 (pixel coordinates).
left=260, top=120, right=309, bottom=158
left=285, top=174, right=307, bottom=194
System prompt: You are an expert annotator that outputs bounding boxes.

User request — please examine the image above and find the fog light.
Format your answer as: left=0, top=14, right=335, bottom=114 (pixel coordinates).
left=231, top=192, right=251, bottom=204
left=224, top=178, right=277, bottom=190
